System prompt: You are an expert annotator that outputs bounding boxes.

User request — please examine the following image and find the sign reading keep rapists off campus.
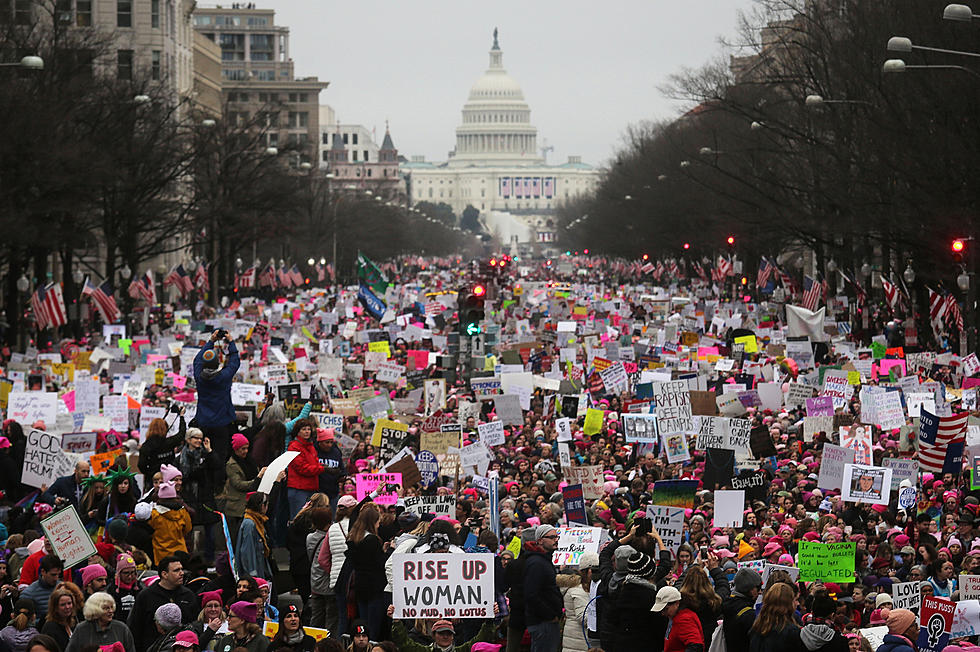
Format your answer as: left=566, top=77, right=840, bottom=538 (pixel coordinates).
left=392, top=553, right=495, bottom=619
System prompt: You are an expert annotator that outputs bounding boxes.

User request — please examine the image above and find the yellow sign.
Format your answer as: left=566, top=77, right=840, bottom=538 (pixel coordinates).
left=847, top=371, right=861, bottom=385
left=584, top=408, right=604, bottom=435
left=154, top=369, right=165, bottom=385
left=263, top=622, right=330, bottom=641
left=51, top=363, right=75, bottom=382
left=286, top=361, right=296, bottom=373
left=371, top=418, right=408, bottom=447
left=73, top=351, right=91, bottom=372
left=505, top=535, right=522, bottom=559
left=368, top=341, right=391, bottom=357
left=734, top=335, right=758, bottom=354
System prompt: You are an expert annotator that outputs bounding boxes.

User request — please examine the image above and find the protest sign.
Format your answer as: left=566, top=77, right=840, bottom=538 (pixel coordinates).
left=803, top=416, right=834, bottom=443
left=23, top=429, right=81, bottom=489
left=651, top=479, right=699, bottom=508
left=652, top=380, right=692, bottom=435
left=415, top=451, right=439, bottom=489
left=566, top=465, right=604, bottom=500
left=477, top=421, right=505, bottom=447
left=874, top=391, right=907, bottom=431
left=420, top=430, right=459, bottom=456
left=692, top=416, right=723, bottom=450
left=840, top=425, right=873, bottom=465
left=493, top=395, right=523, bottom=426
left=138, top=406, right=166, bottom=442
left=726, top=418, right=752, bottom=458
left=861, top=627, right=889, bottom=652
left=552, top=526, right=607, bottom=566
left=257, top=451, right=299, bottom=494
left=60, top=432, right=96, bottom=454
left=817, top=444, right=855, bottom=492
left=89, top=451, right=115, bottom=475
left=355, top=472, right=401, bottom=505
left=761, top=564, right=800, bottom=585
left=797, top=541, right=856, bottom=582
left=731, top=470, right=768, bottom=502
left=918, top=596, right=956, bottom=652
left=8, top=392, right=58, bottom=428
left=952, top=600, right=980, bottom=639
left=662, top=432, right=690, bottom=464
left=310, top=412, right=345, bottom=432
left=961, top=575, right=980, bottom=601
left=714, top=490, right=745, bottom=528
left=385, top=453, right=422, bottom=488
left=893, top=581, right=922, bottom=611
left=622, top=414, right=659, bottom=443
left=703, top=448, right=735, bottom=491
left=646, top=504, right=686, bottom=555
left=263, top=622, right=330, bottom=641
left=392, top=553, right=495, bottom=619
left=841, top=463, right=892, bottom=506
left=562, top=484, right=587, bottom=524
left=231, top=383, right=265, bottom=406
left=806, top=396, right=835, bottom=417
left=40, top=506, right=98, bottom=569
left=371, top=419, right=409, bottom=463
left=402, top=495, right=456, bottom=517
left=882, top=458, right=917, bottom=491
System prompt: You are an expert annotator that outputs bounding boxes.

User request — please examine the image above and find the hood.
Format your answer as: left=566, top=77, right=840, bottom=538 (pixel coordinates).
left=557, top=573, right=581, bottom=590
left=801, top=624, right=837, bottom=650
left=609, top=570, right=628, bottom=592
left=156, top=505, right=186, bottom=521
left=201, top=368, right=221, bottom=380
left=3, top=626, right=37, bottom=647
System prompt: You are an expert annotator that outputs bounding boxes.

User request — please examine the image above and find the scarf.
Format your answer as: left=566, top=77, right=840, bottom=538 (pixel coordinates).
left=245, top=509, right=270, bottom=558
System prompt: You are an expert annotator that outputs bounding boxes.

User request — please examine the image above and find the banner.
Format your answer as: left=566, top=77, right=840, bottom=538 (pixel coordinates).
left=918, top=596, right=956, bottom=652
left=402, top=495, right=455, bottom=517
left=355, top=473, right=401, bottom=505
left=562, top=484, right=588, bottom=524
left=893, top=581, right=922, bottom=611
left=391, top=553, right=495, bottom=619
left=23, top=429, right=82, bottom=489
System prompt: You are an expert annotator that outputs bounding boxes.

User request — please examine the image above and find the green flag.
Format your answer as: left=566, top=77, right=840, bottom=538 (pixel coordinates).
left=356, top=252, right=389, bottom=295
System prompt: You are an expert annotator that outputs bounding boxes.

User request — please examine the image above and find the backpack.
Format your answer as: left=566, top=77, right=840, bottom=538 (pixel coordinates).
left=711, top=606, right=753, bottom=652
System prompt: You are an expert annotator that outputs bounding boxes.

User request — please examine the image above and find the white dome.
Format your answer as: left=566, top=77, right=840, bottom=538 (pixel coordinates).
left=468, top=70, right=525, bottom=101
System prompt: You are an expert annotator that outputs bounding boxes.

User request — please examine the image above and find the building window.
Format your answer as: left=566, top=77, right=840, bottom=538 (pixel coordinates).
left=322, top=151, right=329, bottom=161
left=268, top=132, right=278, bottom=147
left=117, top=49, right=133, bottom=80
left=222, top=69, right=247, bottom=81
left=193, top=15, right=211, bottom=25
left=288, top=112, right=308, bottom=128
left=117, top=0, right=131, bottom=26
left=352, top=151, right=358, bottom=162
left=367, top=169, right=372, bottom=177
left=247, top=16, right=267, bottom=25
left=151, top=50, right=161, bottom=80
left=363, top=150, right=369, bottom=162
left=76, top=0, right=91, bottom=25
left=250, top=34, right=274, bottom=61
left=256, top=70, right=275, bottom=81
left=352, top=133, right=358, bottom=145
left=151, top=0, right=159, bottom=27
left=322, top=133, right=330, bottom=145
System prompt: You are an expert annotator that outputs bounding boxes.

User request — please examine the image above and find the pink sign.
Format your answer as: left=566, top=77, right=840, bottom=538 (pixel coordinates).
left=355, top=472, right=402, bottom=505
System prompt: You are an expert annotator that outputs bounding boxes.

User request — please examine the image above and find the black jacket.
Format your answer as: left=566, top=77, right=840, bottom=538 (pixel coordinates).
left=750, top=623, right=803, bottom=652
left=137, top=418, right=186, bottom=481
left=610, top=576, right=665, bottom=652
left=722, top=593, right=758, bottom=652
left=126, top=581, right=198, bottom=651
left=504, top=551, right=528, bottom=630
left=523, top=547, right=562, bottom=627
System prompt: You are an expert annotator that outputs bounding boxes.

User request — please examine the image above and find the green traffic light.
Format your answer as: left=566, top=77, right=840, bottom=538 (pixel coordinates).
left=466, top=322, right=481, bottom=336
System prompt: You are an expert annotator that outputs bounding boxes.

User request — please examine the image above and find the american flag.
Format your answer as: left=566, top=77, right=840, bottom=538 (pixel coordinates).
left=288, top=264, right=304, bottom=286
left=278, top=266, right=292, bottom=288
left=881, top=277, right=900, bottom=311
left=839, top=270, right=867, bottom=307
left=258, top=263, right=277, bottom=288
left=801, top=275, right=821, bottom=311
left=315, top=262, right=325, bottom=282
left=946, top=294, right=965, bottom=333
left=164, top=264, right=193, bottom=296
left=140, top=270, right=156, bottom=304
left=81, top=278, right=121, bottom=324
left=194, top=262, right=209, bottom=291
left=640, top=262, right=655, bottom=274
left=918, top=408, right=967, bottom=474
left=757, top=257, right=773, bottom=288
left=693, top=261, right=708, bottom=282
left=127, top=277, right=144, bottom=301
left=929, top=287, right=947, bottom=332
left=236, top=266, right=256, bottom=289
left=326, top=263, right=335, bottom=281
left=717, top=256, right=734, bottom=278
left=777, top=266, right=797, bottom=294
left=31, top=283, right=68, bottom=330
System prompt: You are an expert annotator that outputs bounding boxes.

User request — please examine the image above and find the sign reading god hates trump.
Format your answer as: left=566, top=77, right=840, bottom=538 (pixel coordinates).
left=391, top=553, right=495, bottom=619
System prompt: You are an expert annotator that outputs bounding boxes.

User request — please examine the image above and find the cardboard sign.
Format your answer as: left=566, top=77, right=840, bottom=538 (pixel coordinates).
left=652, top=380, right=692, bottom=435
left=23, top=429, right=82, bottom=489
left=646, top=504, right=686, bottom=555
left=918, top=596, right=956, bottom=652
left=355, top=472, right=401, bottom=505
left=562, top=484, right=588, bottom=524
left=893, top=581, right=922, bottom=611
left=797, top=541, right=856, bottom=582
left=60, top=432, right=97, bottom=454
left=840, top=425, right=873, bottom=465
left=40, top=505, right=98, bottom=569
left=623, top=414, right=659, bottom=443
left=565, top=465, right=604, bottom=500
left=477, top=421, right=505, bottom=447
left=714, top=490, right=745, bottom=528
left=415, top=450, right=439, bottom=489
left=391, top=553, right=495, bottom=619
left=420, top=430, right=460, bottom=456
left=552, top=526, right=606, bottom=566
left=257, top=451, right=299, bottom=494
left=263, top=621, right=330, bottom=641
left=882, top=458, right=917, bottom=491
left=817, top=444, right=855, bottom=491
left=89, top=451, right=116, bottom=475
left=310, top=412, right=345, bottom=432
left=8, top=392, right=58, bottom=428
left=951, top=600, right=980, bottom=639
left=960, top=575, right=980, bottom=601
left=385, top=454, right=422, bottom=488
left=402, top=495, right=456, bottom=517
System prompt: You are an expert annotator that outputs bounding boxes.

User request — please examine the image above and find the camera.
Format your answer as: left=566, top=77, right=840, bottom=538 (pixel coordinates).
left=634, top=517, right=652, bottom=536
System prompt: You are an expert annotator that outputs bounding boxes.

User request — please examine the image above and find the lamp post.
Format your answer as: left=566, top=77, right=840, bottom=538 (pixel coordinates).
left=0, top=56, right=43, bottom=69
left=882, top=58, right=980, bottom=79
left=805, top=94, right=873, bottom=107
left=16, top=275, right=29, bottom=350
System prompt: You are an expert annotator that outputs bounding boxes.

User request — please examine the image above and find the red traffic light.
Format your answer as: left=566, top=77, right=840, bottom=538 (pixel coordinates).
left=472, top=284, right=486, bottom=297
left=499, top=259, right=507, bottom=268
left=727, top=236, right=735, bottom=246
left=953, top=239, right=966, bottom=253
left=642, top=254, right=649, bottom=261
left=489, top=258, right=497, bottom=267
left=683, top=243, right=690, bottom=250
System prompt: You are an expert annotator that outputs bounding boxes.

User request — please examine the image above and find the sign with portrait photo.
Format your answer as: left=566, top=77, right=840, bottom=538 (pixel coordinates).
left=841, top=463, right=892, bottom=506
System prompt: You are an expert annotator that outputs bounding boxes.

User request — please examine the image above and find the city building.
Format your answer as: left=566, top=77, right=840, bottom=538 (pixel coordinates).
left=320, top=119, right=406, bottom=200
left=403, top=30, right=599, bottom=253
left=192, top=3, right=328, bottom=166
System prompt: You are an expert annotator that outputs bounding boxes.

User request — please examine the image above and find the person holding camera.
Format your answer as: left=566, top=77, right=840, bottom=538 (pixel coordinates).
left=193, top=329, right=241, bottom=477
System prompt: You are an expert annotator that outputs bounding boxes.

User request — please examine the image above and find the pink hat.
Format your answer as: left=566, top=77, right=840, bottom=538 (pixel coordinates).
left=158, top=480, right=177, bottom=499
left=715, top=549, right=736, bottom=559
left=337, top=495, right=357, bottom=508
left=255, top=577, right=269, bottom=588
left=0, top=437, right=11, bottom=449
left=27, top=538, right=45, bottom=555
left=763, top=542, right=782, bottom=557
left=230, top=601, right=258, bottom=624
left=318, top=428, right=335, bottom=442
left=231, top=434, right=249, bottom=450
left=174, top=631, right=199, bottom=648
left=778, top=553, right=795, bottom=565
left=200, top=590, right=223, bottom=607
left=81, top=564, right=107, bottom=588
left=160, top=464, right=182, bottom=483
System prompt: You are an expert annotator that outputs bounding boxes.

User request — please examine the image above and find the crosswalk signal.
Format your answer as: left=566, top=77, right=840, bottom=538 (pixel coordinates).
left=457, top=286, right=486, bottom=336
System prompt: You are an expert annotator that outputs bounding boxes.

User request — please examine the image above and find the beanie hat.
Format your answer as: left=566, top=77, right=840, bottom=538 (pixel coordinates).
left=158, top=480, right=177, bottom=499
left=160, top=464, right=182, bottom=483
left=200, top=590, right=223, bottom=607
left=231, top=433, right=249, bottom=450
left=81, top=564, right=107, bottom=588
left=535, top=524, right=557, bottom=541
left=174, top=631, right=199, bottom=648
left=734, top=568, right=763, bottom=596
left=230, top=601, right=258, bottom=624
left=154, top=602, right=183, bottom=629
left=614, top=545, right=637, bottom=572
left=887, top=608, right=917, bottom=635
left=106, top=517, right=128, bottom=542
left=202, top=348, right=220, bottom=369
left=627, top=551, right=656, bottom=577
left=318, top=427, right=335, bottom=442
left=115, top=555, right=136, bottom=582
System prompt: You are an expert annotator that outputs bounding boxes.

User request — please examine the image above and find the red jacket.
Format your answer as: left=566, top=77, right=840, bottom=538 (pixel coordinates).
left=664, top=608, right=704, bottom=652
left=287, top=437, right=324, bottom=491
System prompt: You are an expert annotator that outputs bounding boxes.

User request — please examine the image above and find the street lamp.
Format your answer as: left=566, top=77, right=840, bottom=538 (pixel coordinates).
left=883, top=58, right=980, bottom=79
left=861, top=261, right=871, bottom=278
left=903, top=262, right=916, bottom=284
left=72, top=269, right=84, bottom=285
left=201, top=118, right=216, bottom=128
left=185, top=259, right=196, bottom=272
left=680, top=160, right=691, bottom=168
left=750, top=121, right=764, bottom=131
left=307, top=258, right=315, bottom=266
left=319, top=257, right=326, bottom=265
left=945, top=3, right=979, bottom=20
left=887, top=36, right=980, bottom=58
left=119, top=264, right=132, bottom=280
left=826, top=258, right=838, bottom=272
left=265, top=147, right=278, bottom=156
left=959, top=270, right=971, bottom=290
left=805, top=94, right=872, bottom=107
left=16, top=275, right=29, bottom=293
left=235, top=257, right=243, bottom=270
left=0, top=56, right=43, bottom=69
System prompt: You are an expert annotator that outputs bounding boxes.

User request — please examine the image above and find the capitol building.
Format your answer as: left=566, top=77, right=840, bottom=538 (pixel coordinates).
left=403, top=31, right=599, bottom=252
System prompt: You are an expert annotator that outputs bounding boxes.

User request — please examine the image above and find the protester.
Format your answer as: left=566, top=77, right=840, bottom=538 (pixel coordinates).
left=193, top=329, right=241, bottom=468
left=40, top=585, right=79, bottom=652
left=179, top=426, right=222, bottom=562
left=212, top=601, right=268, bottom=652
left=107, top=554, right=142, bottom=623
left=268, top=604, right=315, bottom=652
left=285, top=419, right=325, bottom=519
left=0, top=599, right=39, bottom=652
left=654, top=585, right=705, bottom=652
left=40, top=461, right=90, bottom=510
left=750, top=583, right=803, bottom=652
left=138, top=415, right=186, bottom=486
left=237, top=492, right=274, bottom=581
left=20, top=556, right=63, bottom=620
left=523, top=524, right=562, bottom=652
left=126, top=556, right=197, bottom=651
left=345, top=502, right=386, bottom=641
left=558, top=552, right=598, bottom=652
left=327, top=494, right=357, bottom=635
left=220, top=433, right=266, bottom=545
left=65, top=592, right=135, bottom=652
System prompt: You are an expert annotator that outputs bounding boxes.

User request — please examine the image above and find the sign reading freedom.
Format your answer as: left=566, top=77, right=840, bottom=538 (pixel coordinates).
left=798, top=541, right=856, bottom=582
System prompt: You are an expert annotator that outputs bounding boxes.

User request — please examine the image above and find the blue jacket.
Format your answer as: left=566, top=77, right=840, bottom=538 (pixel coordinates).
left=236, top=516, right=272, bottom=580
left=193, top=342, right=240, bottom=427
left=877, top=634, right=916, bottom=652
left=40, top=474, right=84, bottom=508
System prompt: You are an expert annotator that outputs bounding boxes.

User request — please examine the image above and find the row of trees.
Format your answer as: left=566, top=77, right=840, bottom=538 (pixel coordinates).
left=559, top=0, right=980, bottom=315
left=0, top=2, right=471, bottom=338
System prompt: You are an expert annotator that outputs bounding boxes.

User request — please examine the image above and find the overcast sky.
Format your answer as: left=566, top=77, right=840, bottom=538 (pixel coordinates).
left=267, top=0, right=756, bottom=169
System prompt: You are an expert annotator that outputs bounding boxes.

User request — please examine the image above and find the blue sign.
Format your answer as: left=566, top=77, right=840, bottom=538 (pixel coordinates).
left=562, top=483, right=588, bottom=525
left=416, top=450, right=439, bottom=489
left=357, top=283, right=387, bottom=320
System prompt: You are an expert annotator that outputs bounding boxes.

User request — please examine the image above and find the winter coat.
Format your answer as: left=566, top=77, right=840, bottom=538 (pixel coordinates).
left=212, top=631, right=269, bottom=652
left=179, top=445, right=221, bottom=524
left=327, top=518, right=349, bottom=590
left=269, top=632, right=316, bottom=652
left=137, top=420, right=185, bottom=482
left=391, top=620, right=497, bottom=652
left=750, top=623, right=803, bottom=652
left=66, top=619, right=136, bottom=652
left=722, top=593, right=759, bottom=652
left=221, top=455, right=261, bottom=519
left=193, top=341, right=240, bottom=428
left=286, top=437, right=323, bottom=492
left=288, top=517, right=313, bottom=598
left=308, top=530, right=330, bottom=596
left=876, top=633, right=916, bottom=652
left=384, top=534, right=420, bottom=592
left=126, top=581, right=198, bottom=651
left=523, top=546, right=562, bottom=627
left=147, top=502, right=191, bottom=564
left=611, top=575, right=664, bottom=652
left=558, top=573, right=590, bottom=652
left=317, top=443, right=344, bottom=494
left=237, top=516, right=273, bottom=580
left=0, top=625, right=38, bottom=652
left=800, top=623, right=849, bottom=652
left=346, top=533, right=386, bottom=602
left=665, top=608, right=705, bottom=652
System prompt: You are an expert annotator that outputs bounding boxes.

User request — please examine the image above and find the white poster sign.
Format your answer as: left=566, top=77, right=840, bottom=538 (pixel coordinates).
left=841, top=463, right=893, bottom=506
left=40, top=505, right=98, bottom=569
left=391, top=553, right=495, bottom=619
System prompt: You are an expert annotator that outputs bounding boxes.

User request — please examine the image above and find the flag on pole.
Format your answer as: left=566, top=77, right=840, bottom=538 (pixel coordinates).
left=164, top=264, right=193, bottom=297
left=194, top=262, right=209, bottom=291
left=278, top=266, right=292, bottom=288
left=31, top=283, right=67, bottom=330
left=236, top=267, right=256, bottom=289
left=946, top=294, right=965, bottom=333
left=356, top=251, right=389, bottom=295
left=801, top=275, right=821, bottom=311
left=82, top=278, right=120, bottom=324
left=140, top=270, right=156, bottom=304
left=288, top=264, right=304, bottom=286
left=315, top=262, right=325, bottom=282
left=258, top=263, right=276, bottom=288
left=929, top=287, right=948, bottom=332
left=918, top=408, right=967, bottom=474
left=757, top=257, right=773, bottom=288
left=30, top=286, right=49, bottom=330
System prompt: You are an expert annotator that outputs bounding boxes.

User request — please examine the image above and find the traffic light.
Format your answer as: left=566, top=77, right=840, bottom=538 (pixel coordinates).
left=457, top=285, right=486, bottom=336
left=683, top=243, right=690, bottom=250
left=953, top=239, right=966, bottom=263
left=727, top=236, right=736, bottom=251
